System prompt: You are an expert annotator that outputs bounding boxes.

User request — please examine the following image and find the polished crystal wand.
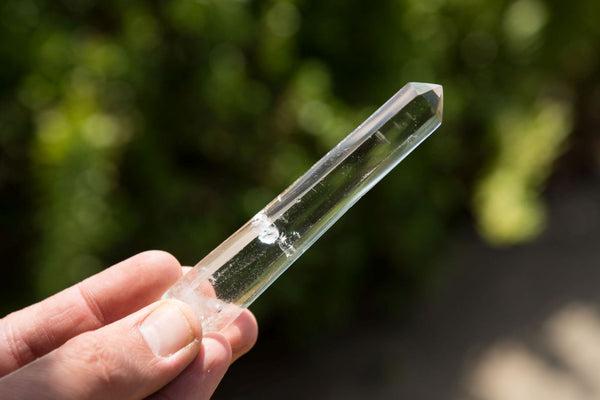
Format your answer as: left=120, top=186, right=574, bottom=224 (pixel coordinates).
left=163, top=82, right=443, bottom=332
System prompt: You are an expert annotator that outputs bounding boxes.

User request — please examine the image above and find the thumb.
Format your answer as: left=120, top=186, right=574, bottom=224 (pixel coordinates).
left=0, top=299, right=202, bottom=400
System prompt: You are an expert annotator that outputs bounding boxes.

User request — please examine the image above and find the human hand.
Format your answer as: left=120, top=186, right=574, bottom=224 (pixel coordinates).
left=0, top=251, right=258, bottom=399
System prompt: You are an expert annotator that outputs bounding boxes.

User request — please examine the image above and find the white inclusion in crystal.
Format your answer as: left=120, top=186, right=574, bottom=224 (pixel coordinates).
left=251, top=212, right=280, bottom=245
left=279, top=231, right=300, bottom=257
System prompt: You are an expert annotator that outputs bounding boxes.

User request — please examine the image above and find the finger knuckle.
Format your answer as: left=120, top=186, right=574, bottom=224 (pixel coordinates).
left=66, top=332, right=125, bottom=389
left=0, top=318, right=30, bottom=371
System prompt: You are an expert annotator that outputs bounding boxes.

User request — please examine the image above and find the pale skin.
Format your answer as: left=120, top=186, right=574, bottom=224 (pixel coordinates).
left=0, top=251, right=259, bottom=399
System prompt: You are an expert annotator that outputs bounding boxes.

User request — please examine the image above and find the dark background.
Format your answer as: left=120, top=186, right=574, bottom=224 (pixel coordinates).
left=1, top=0, right=599, bottom=398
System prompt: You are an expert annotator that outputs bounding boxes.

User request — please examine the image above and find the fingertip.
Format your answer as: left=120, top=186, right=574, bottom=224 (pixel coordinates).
left=135, top=251, right=184, bottom=281
left=202, top=334, right=233, bottom=371
left=221, top=310, right=258, bottom=362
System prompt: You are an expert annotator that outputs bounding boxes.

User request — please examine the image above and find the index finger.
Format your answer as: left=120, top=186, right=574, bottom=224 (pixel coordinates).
left=0, top=250, right=183, bottom=376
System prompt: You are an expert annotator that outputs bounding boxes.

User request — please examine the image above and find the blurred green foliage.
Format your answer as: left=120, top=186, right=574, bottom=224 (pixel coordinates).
left=1, top=0, right=599, bottom=340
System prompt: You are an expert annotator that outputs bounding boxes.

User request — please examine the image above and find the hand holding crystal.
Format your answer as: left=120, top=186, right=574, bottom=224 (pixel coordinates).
left=0, top=251, right=258, bottom=400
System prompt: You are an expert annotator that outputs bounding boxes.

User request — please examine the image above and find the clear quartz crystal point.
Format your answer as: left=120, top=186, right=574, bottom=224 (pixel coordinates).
left=163, top=82, right=443, bottom=332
